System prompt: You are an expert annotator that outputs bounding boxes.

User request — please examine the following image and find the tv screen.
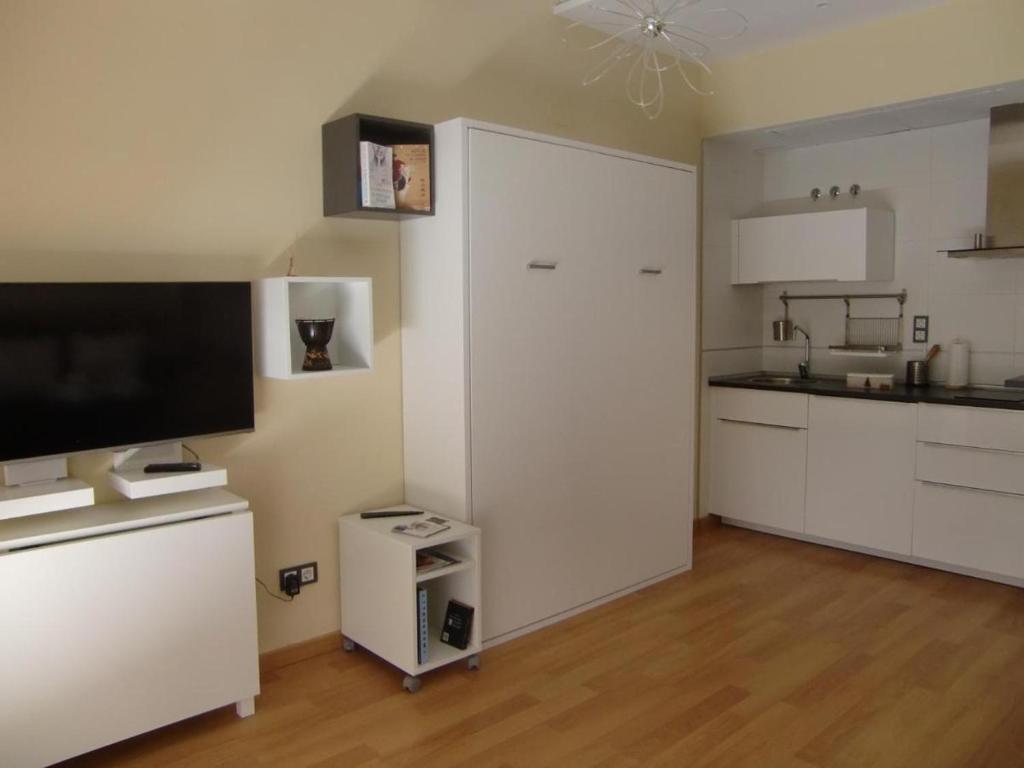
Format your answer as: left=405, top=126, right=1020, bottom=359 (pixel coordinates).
left=0, top=282, right=255, bottom=463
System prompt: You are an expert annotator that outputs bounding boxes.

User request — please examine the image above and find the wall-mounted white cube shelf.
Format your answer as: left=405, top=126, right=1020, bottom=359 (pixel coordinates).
left=254, top=277, right=374, bottom=379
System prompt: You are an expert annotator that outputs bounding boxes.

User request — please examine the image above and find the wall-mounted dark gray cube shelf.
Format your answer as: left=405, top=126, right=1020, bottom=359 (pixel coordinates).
left=322, top=113, right=435, bottom=220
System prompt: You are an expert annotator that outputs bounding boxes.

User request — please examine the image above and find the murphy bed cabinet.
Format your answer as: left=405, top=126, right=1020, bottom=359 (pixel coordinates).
left=400, top=119, right=697, bottom=644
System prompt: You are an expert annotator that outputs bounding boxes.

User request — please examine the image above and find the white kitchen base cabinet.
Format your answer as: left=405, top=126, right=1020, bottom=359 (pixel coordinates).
left=0, top=489, right=259, bottom=768
left=710, top=388, right=808, bottom=532
left=338, top=507, right=482, bottom=691
left=711, top=385, right=1024, bottom=590
left=805, top=397, right=916, bottom=555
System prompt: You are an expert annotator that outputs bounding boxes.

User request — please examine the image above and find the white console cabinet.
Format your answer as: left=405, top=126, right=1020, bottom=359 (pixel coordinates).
left=0, top=488, right=260, bottom=768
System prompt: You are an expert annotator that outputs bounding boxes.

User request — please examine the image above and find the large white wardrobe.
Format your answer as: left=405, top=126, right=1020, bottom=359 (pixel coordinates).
left=400, top=119, right=697, bottom=643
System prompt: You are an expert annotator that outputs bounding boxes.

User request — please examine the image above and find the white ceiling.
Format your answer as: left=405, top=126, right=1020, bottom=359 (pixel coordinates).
left=716, top=81, right=1024, bottom=151
left=554, top=0, right=950, bottom=61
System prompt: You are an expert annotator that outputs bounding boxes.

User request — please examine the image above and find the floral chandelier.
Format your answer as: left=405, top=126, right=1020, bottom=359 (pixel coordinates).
left=562, top=0, right=748, bottom=119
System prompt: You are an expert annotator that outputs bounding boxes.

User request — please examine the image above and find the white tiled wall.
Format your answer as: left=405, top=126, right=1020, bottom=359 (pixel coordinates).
left=756, top=118, right=1024, bottom=386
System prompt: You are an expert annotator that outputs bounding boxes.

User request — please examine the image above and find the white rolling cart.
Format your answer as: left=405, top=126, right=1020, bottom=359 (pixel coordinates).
left=338, top=505, right=482, bottom=692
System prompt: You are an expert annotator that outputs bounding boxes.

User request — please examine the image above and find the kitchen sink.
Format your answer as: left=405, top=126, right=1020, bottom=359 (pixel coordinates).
left=747, top=376, right=819, bottom=385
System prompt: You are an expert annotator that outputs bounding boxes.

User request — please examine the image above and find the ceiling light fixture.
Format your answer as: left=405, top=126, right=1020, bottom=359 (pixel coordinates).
left=558, top=0, right=748, bottom=120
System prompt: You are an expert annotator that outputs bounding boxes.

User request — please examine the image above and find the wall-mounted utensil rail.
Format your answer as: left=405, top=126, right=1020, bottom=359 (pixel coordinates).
left=778, top=290, right=907, bottom=354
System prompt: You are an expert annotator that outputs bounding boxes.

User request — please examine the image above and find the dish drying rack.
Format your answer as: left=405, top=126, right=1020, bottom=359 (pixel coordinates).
left=778, top=290, right=906, bottom=357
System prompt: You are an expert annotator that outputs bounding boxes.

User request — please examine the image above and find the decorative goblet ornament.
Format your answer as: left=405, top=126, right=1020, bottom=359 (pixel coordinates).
left=295, top=318, right=335, bottom=371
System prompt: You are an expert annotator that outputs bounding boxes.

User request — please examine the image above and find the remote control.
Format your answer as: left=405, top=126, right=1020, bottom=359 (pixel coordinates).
left=143, top=462, right=202, bottom=473
left=360, top=510, right=425, bottom=519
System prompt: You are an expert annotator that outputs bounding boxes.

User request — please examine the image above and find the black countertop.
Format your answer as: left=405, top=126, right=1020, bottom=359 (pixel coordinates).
left=709, top=372, right=1024, bottom=411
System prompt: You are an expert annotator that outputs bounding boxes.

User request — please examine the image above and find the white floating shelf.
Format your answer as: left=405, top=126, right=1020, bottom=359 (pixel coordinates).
left=254, top=276, right=374, bottom=380
left=108, top=464, right=228, bottom=500
left=0, top=479, right=95, bottom=522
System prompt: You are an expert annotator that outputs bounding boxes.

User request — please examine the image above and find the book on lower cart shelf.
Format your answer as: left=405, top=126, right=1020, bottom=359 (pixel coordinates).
left=440, top=599, right=474, bottom=650
left=417, top=586, right=429, bottom=664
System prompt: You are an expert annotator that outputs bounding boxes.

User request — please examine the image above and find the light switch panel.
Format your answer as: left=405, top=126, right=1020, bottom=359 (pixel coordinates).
left=913, top=315, right=929, bottom=343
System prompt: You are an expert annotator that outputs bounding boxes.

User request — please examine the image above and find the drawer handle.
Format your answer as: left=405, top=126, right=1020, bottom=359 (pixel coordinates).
left=717, top=417, right=804, bottom=431
left=918, top=441, right=1024, bottom=457
left=639, top=268, right=663, bottom=275
left=527, top=261, right=557, bottom=271
left=919, top=479, right=1024, bottom=499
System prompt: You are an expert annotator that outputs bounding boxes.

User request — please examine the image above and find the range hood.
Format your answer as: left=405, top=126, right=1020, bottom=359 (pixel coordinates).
left=947, top=104, right=1024, bottom=258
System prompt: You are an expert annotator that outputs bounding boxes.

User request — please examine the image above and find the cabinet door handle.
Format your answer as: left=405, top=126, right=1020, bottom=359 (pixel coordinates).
left=527, top=261, right=557, bottom=271
left=716, top=417, right=804, bottom=431
left=639, top=267, right=663, bottom=275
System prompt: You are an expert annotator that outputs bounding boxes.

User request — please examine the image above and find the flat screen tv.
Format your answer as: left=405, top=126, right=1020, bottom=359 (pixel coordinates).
left=0, top=282, right=254, bottom=463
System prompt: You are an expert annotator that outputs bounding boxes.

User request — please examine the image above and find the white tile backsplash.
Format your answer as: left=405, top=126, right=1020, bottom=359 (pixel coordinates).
left=929, top=179, right=988, bottom=240
left=925, top=293, right=1016, bottom=353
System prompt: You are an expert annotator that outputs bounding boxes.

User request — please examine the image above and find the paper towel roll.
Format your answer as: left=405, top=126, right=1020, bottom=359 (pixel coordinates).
left=947, top=339, right=970, bottom=389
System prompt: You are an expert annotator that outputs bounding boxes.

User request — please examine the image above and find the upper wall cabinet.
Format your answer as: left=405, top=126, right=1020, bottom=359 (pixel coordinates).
left=730, top=208, right=894, bottom=284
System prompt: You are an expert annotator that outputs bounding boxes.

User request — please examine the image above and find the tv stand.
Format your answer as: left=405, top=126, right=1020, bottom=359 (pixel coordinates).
left=0, top=488, right=260, bottom=768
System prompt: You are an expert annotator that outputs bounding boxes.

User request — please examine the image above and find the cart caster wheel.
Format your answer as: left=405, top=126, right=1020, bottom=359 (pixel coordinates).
left=467, top=654, right=481, bottom=671
left=402, top=675, right=422, bottom=693
left=342, top=637, right=356, bottom=652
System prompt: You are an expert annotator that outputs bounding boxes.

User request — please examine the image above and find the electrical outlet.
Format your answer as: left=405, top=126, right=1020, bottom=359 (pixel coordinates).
left=278, top=562, right=318, bottom=596
left=300, top=563, right=318, bottom=584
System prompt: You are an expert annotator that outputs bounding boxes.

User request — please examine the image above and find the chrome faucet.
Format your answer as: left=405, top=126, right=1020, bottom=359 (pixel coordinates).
left=794, top=325, right=811, bottom=379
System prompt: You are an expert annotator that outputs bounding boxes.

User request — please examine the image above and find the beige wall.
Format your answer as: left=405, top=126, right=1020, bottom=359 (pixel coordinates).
left=0, top=0, right=701, bottom=652
left=702, top=0, right=1024, bottom=137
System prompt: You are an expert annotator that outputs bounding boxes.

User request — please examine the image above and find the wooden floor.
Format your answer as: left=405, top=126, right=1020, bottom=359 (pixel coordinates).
left=59, top=521, right=1024, bottom=768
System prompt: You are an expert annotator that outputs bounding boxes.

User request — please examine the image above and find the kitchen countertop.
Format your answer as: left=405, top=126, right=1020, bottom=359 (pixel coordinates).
left=709, top=372, right=1024, bottom=410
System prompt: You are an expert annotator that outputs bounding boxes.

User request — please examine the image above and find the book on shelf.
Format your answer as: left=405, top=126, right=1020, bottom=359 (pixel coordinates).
left=417, top=586, right=429, bottom=664
left=440, top=599, right=474, bottom=650
left=392, top=144, right=431, bottom=212
left=359, top=141, right=396, bottom=209
left=393, top=515, right=451, bottom=538
left=416, top=548, right=460, bottom=575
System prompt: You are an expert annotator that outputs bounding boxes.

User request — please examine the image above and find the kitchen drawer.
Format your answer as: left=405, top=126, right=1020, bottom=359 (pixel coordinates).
left=916, top=442, right=1024, bottom=496
left=712, top=387, right=808, bottom=429
left=917, top=403, right=1024, bottom=453
left=913, top=481, right=1024, bottom=580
